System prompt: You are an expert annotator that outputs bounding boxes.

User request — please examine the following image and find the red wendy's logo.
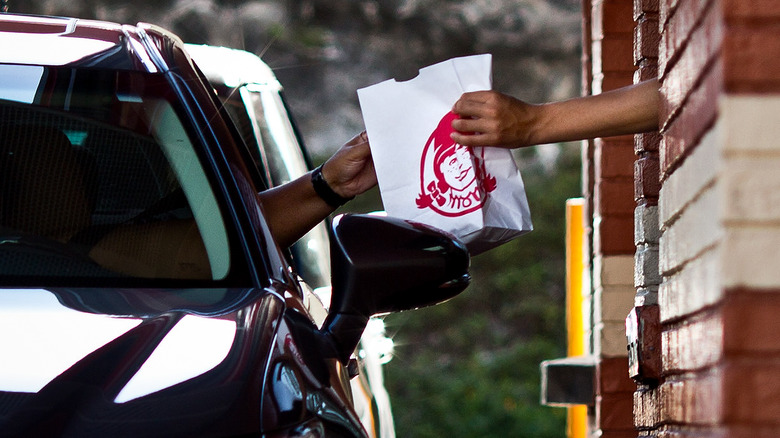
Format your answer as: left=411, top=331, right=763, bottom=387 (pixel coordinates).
left=415, top=112, right=496, bottom=217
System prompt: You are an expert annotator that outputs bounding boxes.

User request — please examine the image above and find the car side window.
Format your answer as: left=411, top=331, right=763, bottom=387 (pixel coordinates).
left=0, top=66, right=232, bottom=283
left=245, top=88, right=309, bottom=185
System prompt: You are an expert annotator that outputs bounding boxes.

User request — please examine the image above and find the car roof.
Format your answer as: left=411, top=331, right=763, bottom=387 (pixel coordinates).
left=185, top=44, right=282, bottom=91
left=0, top=13, right=182, bottom=73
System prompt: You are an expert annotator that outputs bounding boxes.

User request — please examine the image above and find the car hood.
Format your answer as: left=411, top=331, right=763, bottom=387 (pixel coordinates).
left=0, top=287, right=282, bottom=436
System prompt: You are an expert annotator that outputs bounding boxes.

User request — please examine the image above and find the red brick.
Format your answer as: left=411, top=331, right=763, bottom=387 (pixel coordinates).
left=674, top=51, right=721, bottom=126
left=723, top=23, right=780, bottom=92
left=594, top=0, right=637, bottom=39
left=658, top=372, right=723, bottom=424
left=597, top=139, right=636, bottom=178
left=597, top=391, right=636, bottom=430
left=634, top=155, right=660, bottom=201
left=723, top=289, right=780, bottom=354
left=723, top=361, right=780, bottom=423
left=719, top=426, right=780, bottom=438
left=602, top=37, right=638, bottom=72
left=597, top=71, right=636, bottom=93
left=599, top=356, right=639, bottom=394
left=660, top=0, right=722, bottom=80
left=595, top=178, right=636, bottom=215
left=659, top=58, right=721, bottom=176
left=634, top=0, right=660, bottom=20
left=659, top=0, right=703, bottom=71
left=722, top=0, right=780, bottom=20
left=594, top=214, right=636, bottom=254
left=630, top=305, right=663, bottom=383
left=659, top=0, right=681, bottom=30
left=635, top=131, right=661, bottom=154
left=634, top=15, right=660, bottom=64
left=660, top=47, right=721, bottom=126
left=600, top=134, right=636, bottom=146
left=634, top=59, right=659, bottom=83
left=661, top=309, right=724, bottom=373
left=659, top=130, right=680, bottom=178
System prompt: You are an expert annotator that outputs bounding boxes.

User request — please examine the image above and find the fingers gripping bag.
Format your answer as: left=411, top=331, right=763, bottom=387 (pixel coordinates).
left=357, top=54, right=532, bottom=255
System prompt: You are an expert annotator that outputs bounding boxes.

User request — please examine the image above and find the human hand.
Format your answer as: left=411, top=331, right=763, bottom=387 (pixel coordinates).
left=450, top=90, right=540, bottom=149
left=320, top=131, right=377, bottom=199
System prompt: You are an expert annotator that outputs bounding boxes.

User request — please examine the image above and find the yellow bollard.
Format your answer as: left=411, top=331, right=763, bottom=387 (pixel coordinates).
left=565, top=198, right=587, bottom=438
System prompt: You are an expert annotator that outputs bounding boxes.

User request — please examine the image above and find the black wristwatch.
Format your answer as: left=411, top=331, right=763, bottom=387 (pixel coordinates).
left=311, top=164, right=354, bottom=208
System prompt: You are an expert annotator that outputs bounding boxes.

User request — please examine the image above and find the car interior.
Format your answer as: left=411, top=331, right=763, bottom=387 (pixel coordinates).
left=0, top=68, right=231, bottom=282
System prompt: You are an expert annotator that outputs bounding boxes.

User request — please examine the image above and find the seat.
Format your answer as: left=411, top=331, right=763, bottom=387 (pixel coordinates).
left=0, top=124, right=212, bottom=280
left=89, top=219, right=212, bottom=280
left=0, top=125, right=92, bottom=242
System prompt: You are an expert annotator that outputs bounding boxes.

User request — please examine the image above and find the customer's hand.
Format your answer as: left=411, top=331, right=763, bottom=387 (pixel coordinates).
left=321, top=131, right=377, bottom=199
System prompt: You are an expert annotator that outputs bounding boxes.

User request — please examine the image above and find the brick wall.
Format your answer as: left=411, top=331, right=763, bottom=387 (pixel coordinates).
left=586, top=0, right=639, bottom=437
left=585, top=0, right=780, bottom=437
left=632, top=0, right=661, bottom=305
left=638, top=0, right=780, bottom=437
left=631, top=0, right=662, bottom=436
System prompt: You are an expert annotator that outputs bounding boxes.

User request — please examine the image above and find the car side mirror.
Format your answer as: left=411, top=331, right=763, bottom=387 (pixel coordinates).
left=320, top=213, right=470, bottom=363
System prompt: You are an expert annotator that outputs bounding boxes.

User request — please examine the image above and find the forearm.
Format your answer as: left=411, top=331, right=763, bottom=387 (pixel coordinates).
left=257, top=171, right=335, bottom=248
left=257, top=132, right=375, bottom=248
left=531, top=79, right=659, bottom=145
left=257, top=132, right=376, bottom=248
left=451, top=79, right=660, bottom=148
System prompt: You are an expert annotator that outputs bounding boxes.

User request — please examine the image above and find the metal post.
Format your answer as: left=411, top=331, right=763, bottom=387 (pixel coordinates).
left=565, top=198, right=587, bottom=438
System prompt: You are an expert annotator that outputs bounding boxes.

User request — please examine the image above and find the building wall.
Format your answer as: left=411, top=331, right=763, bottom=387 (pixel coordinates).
left=587, top=0, right=780, bottom=437
left=584, top=1, right=639, bottom=437
left=630, top=0, right=663, bottom=436
left=651, top=0, right=780, bottom=436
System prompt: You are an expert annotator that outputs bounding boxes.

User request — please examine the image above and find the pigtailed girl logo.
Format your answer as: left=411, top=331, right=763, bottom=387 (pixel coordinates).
left=415, top=111, right=496, bottom=217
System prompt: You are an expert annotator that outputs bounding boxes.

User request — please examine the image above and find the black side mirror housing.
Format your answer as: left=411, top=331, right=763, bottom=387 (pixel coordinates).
left=320, top=213, right=470, bottom=363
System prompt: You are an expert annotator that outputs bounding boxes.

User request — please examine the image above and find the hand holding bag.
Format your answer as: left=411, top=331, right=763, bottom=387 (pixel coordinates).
left=357, top=54, right=532, bottom=255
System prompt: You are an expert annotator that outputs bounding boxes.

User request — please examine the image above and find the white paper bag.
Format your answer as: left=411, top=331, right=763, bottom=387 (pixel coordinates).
left=357, top=54, right=532, bottom=255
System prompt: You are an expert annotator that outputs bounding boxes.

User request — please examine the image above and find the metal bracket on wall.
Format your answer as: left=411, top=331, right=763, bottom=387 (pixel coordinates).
left=540, top=356, right=596, bottom=406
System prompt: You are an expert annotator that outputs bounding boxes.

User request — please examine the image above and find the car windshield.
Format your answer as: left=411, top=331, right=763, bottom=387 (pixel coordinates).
left=0, top=64, right=231, bottom=284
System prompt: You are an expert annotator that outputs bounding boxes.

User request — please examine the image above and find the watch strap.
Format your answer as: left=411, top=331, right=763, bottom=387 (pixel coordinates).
left=311, top=164, right=354, bottom=208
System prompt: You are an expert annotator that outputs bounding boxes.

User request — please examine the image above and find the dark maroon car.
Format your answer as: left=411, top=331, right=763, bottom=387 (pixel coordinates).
left=0, top=13, right=469, bottom=437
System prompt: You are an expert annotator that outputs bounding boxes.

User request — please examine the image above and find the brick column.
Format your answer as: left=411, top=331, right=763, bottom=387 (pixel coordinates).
left=631, top=0, right=662, bottom=436
left=632, top=0, right=660, bottom=309
left=588, top=1, right=638, bottom=437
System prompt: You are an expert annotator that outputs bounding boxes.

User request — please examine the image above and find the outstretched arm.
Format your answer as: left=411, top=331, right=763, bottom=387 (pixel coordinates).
left=451, top=79, right=660, bottom=148
left=258, top=132, right=377, bottom=248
